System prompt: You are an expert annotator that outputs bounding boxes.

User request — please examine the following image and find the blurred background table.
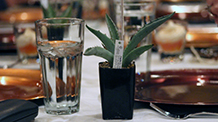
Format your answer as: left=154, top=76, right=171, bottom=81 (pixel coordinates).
left=32, top=21, right=218, bottom=122
left=0, top=21, right=215, bottom=122
left=1, top=0, right=218, bottom=121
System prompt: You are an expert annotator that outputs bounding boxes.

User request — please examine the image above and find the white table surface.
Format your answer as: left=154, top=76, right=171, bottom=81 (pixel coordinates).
left=1, top=20, right=218, bottom=122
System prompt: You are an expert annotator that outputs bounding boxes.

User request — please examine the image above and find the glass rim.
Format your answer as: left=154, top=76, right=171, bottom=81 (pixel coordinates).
left=35, top=17, right=84, bottom=26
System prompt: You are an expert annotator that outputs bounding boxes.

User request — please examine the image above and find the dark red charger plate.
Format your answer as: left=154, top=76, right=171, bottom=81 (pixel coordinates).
left=135, top=69, right=218, bottom=117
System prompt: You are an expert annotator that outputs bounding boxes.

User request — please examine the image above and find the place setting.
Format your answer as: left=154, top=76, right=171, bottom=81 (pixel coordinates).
left=1, top=0, right=218, bottom=122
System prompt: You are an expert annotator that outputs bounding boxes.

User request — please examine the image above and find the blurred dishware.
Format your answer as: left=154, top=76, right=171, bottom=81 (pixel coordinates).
left=197, top=46, right=218, bottom=60
left=135, top=69, right=218, bottom=119
left=152, top=22, right=218, bottom=49
left=0, top=7, right=43, bottom=23
left=0, top=69, right=43, bottom=102
left=156, top=0, right=212, bottom=23
left=135, top=69, right=218, bottom=105
left=35, top=18, right=84, bottom=115
left=0, top=23, right=15, bottom=53
left=115, top=0, right=156, bottom=33
left=115, top=0, right=156, bottom=74
left=14, top=23, right=38, bottom=64
left=155, top=19, right=188, bottom=63
left=0, top=7, right=42, bottom=54
left=190, top=45, right=218, bottom=64
left=186, top=26, right=218, bottom=48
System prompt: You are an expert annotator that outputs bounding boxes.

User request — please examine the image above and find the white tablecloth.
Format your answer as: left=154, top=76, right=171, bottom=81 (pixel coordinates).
left=1, top=20, right=218, bottom=122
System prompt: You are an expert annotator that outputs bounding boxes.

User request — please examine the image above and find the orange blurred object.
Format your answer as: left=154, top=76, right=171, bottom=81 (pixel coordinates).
left=156, top=39, right=184, bottom=53
left=18, top=43, right=37, bottom=55
left=0, top=69, right=43, bottom=101
left=186, top=27, right=218, bottom=48
left=0, top=7, right=43, bottom=23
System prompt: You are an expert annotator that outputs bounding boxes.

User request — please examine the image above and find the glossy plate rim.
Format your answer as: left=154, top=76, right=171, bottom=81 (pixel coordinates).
left=135, top=69, right=218, bottom=106
left=0, top=68, right=43, bottom=101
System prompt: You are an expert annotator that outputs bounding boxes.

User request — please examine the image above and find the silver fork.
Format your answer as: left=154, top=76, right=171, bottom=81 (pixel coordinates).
left=150, top=103, right=218, bottom=119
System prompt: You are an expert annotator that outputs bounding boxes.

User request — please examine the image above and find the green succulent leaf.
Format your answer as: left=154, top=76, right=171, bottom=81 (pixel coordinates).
left=41, top=4, right=56, bottom=18
left=105, top=14, right=119, bottom=43
left=122, top=44, right=153, bottom=67
left=123, top=12, right=175, bottom=58
left=84, top=12, right=175, bottom=67
left=86, top=25, right=115, bottom=54
left=84, top=46, right=114, bottom=65
left=60, top=5, right=73, bottom=18
left=42, top=3, right=72, bottom=23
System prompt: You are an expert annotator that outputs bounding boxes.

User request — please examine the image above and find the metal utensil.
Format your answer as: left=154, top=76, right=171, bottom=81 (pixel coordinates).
left=150, top=103, right=218, bottom=119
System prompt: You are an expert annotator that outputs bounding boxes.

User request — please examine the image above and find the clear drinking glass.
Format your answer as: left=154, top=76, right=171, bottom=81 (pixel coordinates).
left=14, top=23, right=38, bottom=64
left=35, top=18, right=84, bottom=115
left=155, top=20, right=188, bottom=63
left=115, top=0, right=156, bottom=74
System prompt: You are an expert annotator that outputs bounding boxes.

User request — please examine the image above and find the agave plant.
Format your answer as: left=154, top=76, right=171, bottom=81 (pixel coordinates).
left=41, top=0, right=83, bottom=20
left=40, top=1, right=77, bottom=40
left=84, top=13, right=175, bottom=68
left=41, top=2, right=73, bottom=19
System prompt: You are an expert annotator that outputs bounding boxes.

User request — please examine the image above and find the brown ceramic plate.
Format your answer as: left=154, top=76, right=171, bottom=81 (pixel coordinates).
left=135, top=69, right=218, bottom=105
left=0, top=69, right=43, bottom=101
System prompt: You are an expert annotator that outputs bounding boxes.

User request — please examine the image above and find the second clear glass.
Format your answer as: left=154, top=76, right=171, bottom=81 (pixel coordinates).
left=115, top=0, right=156, bottom=76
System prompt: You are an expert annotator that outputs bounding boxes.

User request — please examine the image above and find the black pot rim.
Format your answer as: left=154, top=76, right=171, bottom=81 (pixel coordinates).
left=99, top=62, right=135, bottom=70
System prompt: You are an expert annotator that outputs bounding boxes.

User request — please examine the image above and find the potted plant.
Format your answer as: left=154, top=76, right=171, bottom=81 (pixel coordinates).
left=84, top=13, right=175, bottom=119
left=40, top=2, right=74, bottom=40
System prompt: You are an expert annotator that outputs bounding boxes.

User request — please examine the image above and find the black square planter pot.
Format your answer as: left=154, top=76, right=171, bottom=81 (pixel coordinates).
left=99, top=62, right=135, bottom=120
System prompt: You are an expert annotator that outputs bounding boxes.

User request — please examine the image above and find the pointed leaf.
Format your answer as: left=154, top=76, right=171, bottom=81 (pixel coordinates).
left=123, top=12, right=175, bottom=58
left=105, top=14, right=119, bottom=43
left=86, top=25, right=115, bottom=54
left=122, top=44, right=153, bottom=67
left=41, top=4, right=56, bottom=18
left=41, top=6, right=48, bottom=18
left=84, top=46, right=114, bottom=65
left=60, top=5, right=72, bottom=18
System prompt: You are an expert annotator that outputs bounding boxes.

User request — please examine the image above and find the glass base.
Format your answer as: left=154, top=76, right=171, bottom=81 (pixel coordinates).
left=19, top=55, right=39, bottom=64
left=160, top=53, right=184, bottom=64
left=45, top=105, right=79, bottom=115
